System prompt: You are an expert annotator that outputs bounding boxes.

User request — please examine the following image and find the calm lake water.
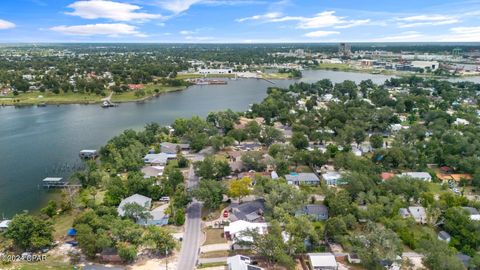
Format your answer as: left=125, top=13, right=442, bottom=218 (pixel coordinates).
left=0, top=70, right=476, bottom=217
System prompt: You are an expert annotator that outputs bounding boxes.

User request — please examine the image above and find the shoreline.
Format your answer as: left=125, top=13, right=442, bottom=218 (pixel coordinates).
left=0, top=86, right=187, bottom=107
left=313, top=66, right=478, bottom=79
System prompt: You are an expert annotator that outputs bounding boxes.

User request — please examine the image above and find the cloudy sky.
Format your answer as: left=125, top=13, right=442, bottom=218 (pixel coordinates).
left=1, top=0, right=480, bottom=42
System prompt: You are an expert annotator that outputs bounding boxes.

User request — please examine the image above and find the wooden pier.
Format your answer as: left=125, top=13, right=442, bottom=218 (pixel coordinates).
left=42, top=177, right=82, bottom=189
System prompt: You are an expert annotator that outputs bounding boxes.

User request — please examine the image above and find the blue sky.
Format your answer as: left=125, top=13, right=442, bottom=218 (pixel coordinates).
left=0, top=0, right=480, bottom=42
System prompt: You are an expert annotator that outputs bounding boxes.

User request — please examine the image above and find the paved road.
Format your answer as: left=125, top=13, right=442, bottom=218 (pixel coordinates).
left=177, top=160, right=203, bottom=270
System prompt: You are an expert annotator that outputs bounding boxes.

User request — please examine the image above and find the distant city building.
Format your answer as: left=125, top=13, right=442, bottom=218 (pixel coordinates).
left=338, top=43, right=351, bottom=58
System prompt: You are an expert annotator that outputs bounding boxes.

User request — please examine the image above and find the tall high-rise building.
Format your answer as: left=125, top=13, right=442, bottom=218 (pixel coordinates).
left=338, top=43, right=351, bottom=58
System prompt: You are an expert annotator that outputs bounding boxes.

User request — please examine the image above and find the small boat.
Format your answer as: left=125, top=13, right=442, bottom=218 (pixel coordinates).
left=101, top=100, right=117, bottom=108
left=37, top=103, right=47, bottom=107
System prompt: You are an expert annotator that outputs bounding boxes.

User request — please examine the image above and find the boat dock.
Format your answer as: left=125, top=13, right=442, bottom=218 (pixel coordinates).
left=42, top=177, right=81, bottom=189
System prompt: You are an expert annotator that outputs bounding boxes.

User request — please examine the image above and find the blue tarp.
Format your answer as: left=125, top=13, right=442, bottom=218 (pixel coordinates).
left=67, top=228, right=77, bottom=236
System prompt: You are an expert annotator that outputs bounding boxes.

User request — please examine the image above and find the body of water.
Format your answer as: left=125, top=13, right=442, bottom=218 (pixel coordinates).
left=0, top=70, right=476, bottom=216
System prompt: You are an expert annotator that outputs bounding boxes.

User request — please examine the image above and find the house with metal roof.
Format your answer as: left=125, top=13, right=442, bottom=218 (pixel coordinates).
left=296, top=204, right=329, bottom=221
left=462, top=207, right=480, bottom=221
left=321, top=171, right=343, bottom=186
left=400, top=172, right=432, bottom=182
left=160, top=142, right=190, bottom=154
left=285, top=172, right=320, bottom=185
left=117, top=194, right=152, bottom=217
left=224, top=220, right=268, bottom=250
left=408, top=206, right=427, bottom=224
left=143, top=153, right=177, bottom=165
left=227, top=255, right=263, bottom=270
left=308, top=253, right=338, bottom=270
left=438, top=231, right=451, bottom=242
left=141, top=166, right=164, bottom=178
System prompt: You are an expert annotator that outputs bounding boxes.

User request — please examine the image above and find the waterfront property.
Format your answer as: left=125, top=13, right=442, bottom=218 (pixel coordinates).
left=79, top=149, right=98, bottom=159
left=0, top=219, right=11, bottom=231
left=42, top=177, right=65, bottom=188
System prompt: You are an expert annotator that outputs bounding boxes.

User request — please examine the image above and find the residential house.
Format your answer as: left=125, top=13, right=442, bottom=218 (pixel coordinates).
left=285, top=173, right=320, bottom=185
left=381, top=172, right=395, bottom=181
left=322, top=171, right=343, bottom=186
left=400, top=172, right=432, bottom=182
left=141, top=166, right=164, bottom=178
left=308, top=253, right=338, bottom=270
left=462, top=207, right=480, bottom=221
left=227, top=255, right=263, bottom=270
left=399, top=208, right=410, bottom=218
left=228, top=199, right=265, bottom=222
left=235, top=142, right=263, bottom=151
left=296, top=204, right=329, bottom=221
left=224, top=220, right=268, bottom=250
left=438, top=231, right=451, bottom=243
left=143, top=153, right=177, bottom=166
left=453, top=118, right=470, bottom=125
left=160, top=142, right=190, bottom=154
left=117, top=194, right=152, bottom=217
left=138, top=204, right=170, bottom=226
left=408, top=206, right=427, bottom=224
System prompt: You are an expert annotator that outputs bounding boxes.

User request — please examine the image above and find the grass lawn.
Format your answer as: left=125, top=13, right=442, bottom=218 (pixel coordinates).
left=317, top=63, right=352, bottom=71
left=260, top=73, right=291, bottom=79
left=0, top=84, right=187, bottom=106
left=203, top=228, right=227, bottom=246
left=111, top=85, right=186, bottom=102
left=202, top=202, right=228, bottom=221
left=9, top=255, right=73, bottom=270
left=52, top=212, right=78, bottom=240
left=0, top=91, right=103, bottom=106
left=200, top=250, right=253, bottom=259
left=200, top=250, right=229, bottom=258
left=197, top=262, right=227, bottom=269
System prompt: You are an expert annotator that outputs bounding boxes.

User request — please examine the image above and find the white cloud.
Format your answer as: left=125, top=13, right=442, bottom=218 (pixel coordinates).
left=304, top=30, right=339, bottom=38
left=50, top=23, right=144, bottom=36
left=237, top=10, right=370, bottom=29
left=0, top=19, right=15, bottom=30
left=335, top=19, right=371, bottom=29
left=66, top=0, right=161, bottom=21
left=157, top=0, right=262, bottom=14
left=236, top=12, right=282, bottom=22
left=443, top=26, right=480, bottom=41
left=157, top=0, right=205, bottom=14
left=297, top=11, right=345, bottom=29
left=180, top=30, right=195, bottom=35
left=396, top=14, right=459, bottom=28
left=373, top=31, right=425, bottom=42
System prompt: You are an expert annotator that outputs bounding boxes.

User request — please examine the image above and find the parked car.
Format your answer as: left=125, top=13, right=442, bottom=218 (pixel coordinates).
left=223, top=210, right=229, bottom=218
left=160, top=196, right=170, bottom=202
